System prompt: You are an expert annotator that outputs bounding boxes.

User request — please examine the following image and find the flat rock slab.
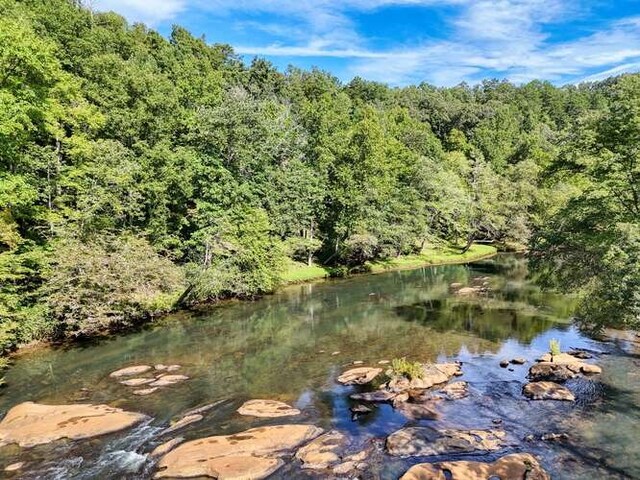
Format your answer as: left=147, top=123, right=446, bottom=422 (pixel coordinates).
left=155, top=424, right=323, bottom=479
left=337, top=367, right=382, bottom=385
left=237, top=399, right=300, bottom=418
left=295, top=430, right=348, bottom=469
left=386, top=427, right=505, bottom=457
left=120, top=378, right=155, bottom=387
left=110, top=365, right=152, bottom=378
left=400, top=453, right=550, bottom=480
left=523, top=381, right=575, bottom=401
left=0, top=402, right=148, bottom=448
left=149, top=375, right=189, bottom=387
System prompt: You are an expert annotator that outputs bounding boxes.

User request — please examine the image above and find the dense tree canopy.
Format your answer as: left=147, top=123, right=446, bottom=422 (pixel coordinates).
left=0, top=0, right=637, bottom=353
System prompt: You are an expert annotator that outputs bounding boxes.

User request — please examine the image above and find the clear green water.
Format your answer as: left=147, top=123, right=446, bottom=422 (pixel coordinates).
left=0, top=255, right=638, bottom=479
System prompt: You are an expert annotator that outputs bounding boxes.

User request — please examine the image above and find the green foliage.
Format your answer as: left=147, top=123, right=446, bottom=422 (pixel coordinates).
left=549, top=339, right=561, bottom=356
left=390, top=357, right=424, bottom=380
left=0, top=0, right=637, bottom=355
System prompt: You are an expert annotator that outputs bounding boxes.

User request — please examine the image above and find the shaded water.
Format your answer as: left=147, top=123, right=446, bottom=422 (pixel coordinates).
left=1, top=255, right=639, bottom=479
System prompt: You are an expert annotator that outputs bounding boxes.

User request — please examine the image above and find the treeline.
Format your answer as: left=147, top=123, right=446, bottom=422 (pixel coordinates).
left=0, top=0, right=637, bottom=352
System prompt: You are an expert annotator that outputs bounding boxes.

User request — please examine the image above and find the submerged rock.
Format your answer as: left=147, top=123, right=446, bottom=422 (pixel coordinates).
left=400, top=452, right=550, bottom=480
left=148, top=375, right=189, bottom=387
left=295, top=430, right=347, bottom=469
left=4, top=462, right=25, bottom=472
left=350, top=390, right=399, bottom=403
left=160, top=414, right=203, bottom=436
left=523, top=381, right=575, bottom=401
left=0, top=402, right=148, bottom=448
left=237, top=399, right=300, bottom=418
left=119, top=377, right=155, bottom=387
left=438, top=381, right=469, bottom=400
left=109, top=365, right=152, bottom=378
left=386, top=427, right=505, bottom=457
left=337, top=367, right=382, bottom=385
left=133, top=387, right=158, bottom=396
left=394, top=401, right=439, bottom=420
left=155, top=424, right=323, bottom=479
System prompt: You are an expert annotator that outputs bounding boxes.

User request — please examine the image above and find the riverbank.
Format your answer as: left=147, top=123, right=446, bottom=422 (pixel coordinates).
left=282, top=244, right=498, bottom=284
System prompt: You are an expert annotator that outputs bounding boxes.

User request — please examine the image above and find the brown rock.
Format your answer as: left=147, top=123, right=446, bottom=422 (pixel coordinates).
left=400, top=453, right=550, bottom=480
left=155, top=424, right=322, bottom=479
left=109, top=365, right=152, bottom=378
left=511, top=357, right=526, bottom=365
left=120, top=378, right=155, bottom=387
left=499, top=359, right=510, bottom=368
left=237, top=399, right=300, bottom=418
left=529, top=363, right=577, bottom=382
left=523, top=381, right=575, bottom=401
left=389, top=363, right=462, bottom=391
left=160, top=414, right=203, bottom=436
left=0, top=402, right=148, bottom=448
left=4, top=462, right=25, bottom=472
left=581, top=364, right=602, bottom=374
left=337, top=367, right=382, bottom=385
left=350, top=390, right=401, bottom=403
left=394, top=402, right=439, bottom=420
left=386, top=427, right=505, bottom=457
left=149, top=375, right=189, bottom=387
left=295, top=430, right=347, bottom=469
left=133, top=387, right=158, bottom=396
left=150, top=437, right=185, bottom=459
left=438, top=381, right=469, bottom=400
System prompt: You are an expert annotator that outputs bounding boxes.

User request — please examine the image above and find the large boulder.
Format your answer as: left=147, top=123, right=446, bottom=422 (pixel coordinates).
left=400, top=453, right=550, bottom=480
left=388, top=363, right=462, bottom=391
left=0, top=402, right=148, bottom=448
left=337, top=367, right=382, bottom=385
left=237, top=399, right=300, bottom=418
left=386, top=427, right=505, bottom=457
left=295, top=430, right=348, bottom=469
left=155, top=424, right=323, bottom=479
left=523, top=381, right=575, bottom=401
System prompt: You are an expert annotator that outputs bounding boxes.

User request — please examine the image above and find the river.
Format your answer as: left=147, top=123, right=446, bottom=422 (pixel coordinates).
left=0, top=254, right=638, bottom=479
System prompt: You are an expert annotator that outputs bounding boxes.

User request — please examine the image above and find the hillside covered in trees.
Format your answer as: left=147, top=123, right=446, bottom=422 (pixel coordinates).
left=1, top=0, right=638, bottom=354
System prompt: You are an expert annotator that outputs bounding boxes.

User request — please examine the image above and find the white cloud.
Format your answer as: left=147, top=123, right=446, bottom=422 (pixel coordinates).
left=93, top=0, right=187, bottom=25
left=93, top=0, right=640, bottom=85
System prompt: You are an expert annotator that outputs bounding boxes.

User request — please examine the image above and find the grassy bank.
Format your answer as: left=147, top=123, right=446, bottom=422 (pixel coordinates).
left=282, top=244, right=497, bottom=284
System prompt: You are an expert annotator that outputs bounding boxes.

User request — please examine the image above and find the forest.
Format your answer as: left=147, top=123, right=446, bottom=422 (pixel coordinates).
left=1, top=0, right=638, bottom=357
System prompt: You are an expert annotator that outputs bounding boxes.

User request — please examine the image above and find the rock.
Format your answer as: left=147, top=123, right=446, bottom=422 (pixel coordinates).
left=581, top=364, right=602, bottom=374
left=110, top=365, right=152, bottom=378
left=523, top=381, right=575, bottom=401
left=511, top=357, right=526, bottom=365
left=400, top=453, right=550, bottom=480
left=337, top=367, right=382, bottom=385
left=155, top=424, right=323, bottom=479
left=4, top=462, right=24, bottom=472
left=237, top=399, right=300, bottom=418
left=568, top=349, right=593, bottom=359
left=331, top=351, right=341, bottom=356
left=378, top=360, right=390, bottom=365
left=352, top=360, right=364, bottom=365
left=541, top=432, right=569, bottom=442
left=150, top=437, right=185, bottom=459
left=450, top=282, right=463, bottom=288
left=295, top=430, right=347, bottom=469
left=438, top=381, right=469, bottom=400
left=0, top=402, right=148, bottom=448
left=149, top=375, right=189, bottom=387
left=386, top=427, right=505, bottom=457
left=394, top=402, right=439, bottom=420
left=133, top=387, right=158, bottom=396
left=350, top=390, right=399, bottom=403
left=160, top=414, right=203, bottom=436
left=350, top=404, right=372, bottom=414
left=183, top=401, right=225, bottom=417
left=500, top=359, right=510, bottom=368
left=528, top=363, right=577, bottom=382
left=154, top=364, right=168, bottom=371
left=388, top=363, right=462, bottom=391
left=456, top=286, right=483, bottom=295
left=165, top=365, right=181, bottom=372
left=120, top=377, right=155, bottom=387
left=537, top=352, right=582, bottom=364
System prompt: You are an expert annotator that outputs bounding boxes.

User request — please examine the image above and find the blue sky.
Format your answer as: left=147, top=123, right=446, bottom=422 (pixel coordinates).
left=94, top=1, right=640, bottom=86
